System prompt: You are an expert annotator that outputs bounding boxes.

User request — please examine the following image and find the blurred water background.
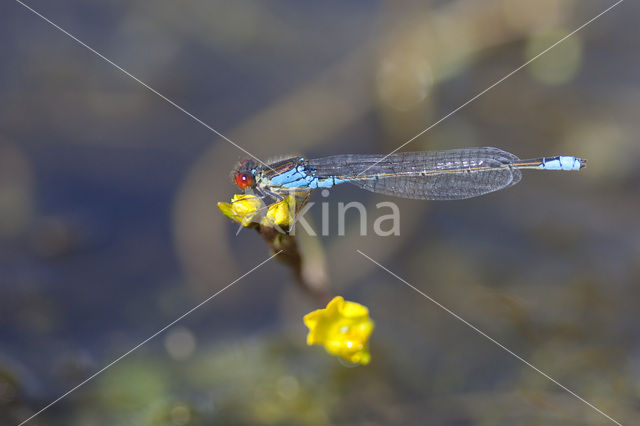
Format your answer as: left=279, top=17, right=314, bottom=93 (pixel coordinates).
left=1, top=0, right=639, bottom=424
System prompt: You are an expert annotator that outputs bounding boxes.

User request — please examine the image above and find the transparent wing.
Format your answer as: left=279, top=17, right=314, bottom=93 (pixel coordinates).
left=308, top=147, right=523, bottom=200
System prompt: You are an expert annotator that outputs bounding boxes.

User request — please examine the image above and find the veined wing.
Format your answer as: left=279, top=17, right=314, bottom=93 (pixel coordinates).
left=308, top=147, right=523, bottom=200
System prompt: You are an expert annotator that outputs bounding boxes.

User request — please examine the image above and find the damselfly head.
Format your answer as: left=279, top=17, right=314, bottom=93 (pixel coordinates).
left=231, top=159, right=258, bottom=190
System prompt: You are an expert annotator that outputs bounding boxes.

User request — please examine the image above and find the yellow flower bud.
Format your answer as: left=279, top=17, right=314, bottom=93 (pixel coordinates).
left=217, top=194, right=263, bottom=226
left=217, top=194, right=296, bottom=228
left=261, top=195, right=296, bottom=227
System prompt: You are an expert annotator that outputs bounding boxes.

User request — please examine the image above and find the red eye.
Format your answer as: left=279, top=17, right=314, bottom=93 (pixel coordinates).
left=235, top=172, right=254, bottom=189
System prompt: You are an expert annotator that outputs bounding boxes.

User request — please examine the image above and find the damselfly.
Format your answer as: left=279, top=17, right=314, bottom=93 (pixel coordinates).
left=231, top=147, right=585, bottom=205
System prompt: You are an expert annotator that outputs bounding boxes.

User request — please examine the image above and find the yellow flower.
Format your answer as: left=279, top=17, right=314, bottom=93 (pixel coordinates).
left=261, top=195, right=296, bottom=228
left=303, top=296, right=374, bottom=365
left=217, top=194, right=296, bottom=228
left=217, top=194, right=263, bottom=226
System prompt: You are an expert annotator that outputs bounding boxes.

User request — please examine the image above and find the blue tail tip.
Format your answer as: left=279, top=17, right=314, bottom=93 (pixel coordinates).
left=579, top=158, right=587, bottom=169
